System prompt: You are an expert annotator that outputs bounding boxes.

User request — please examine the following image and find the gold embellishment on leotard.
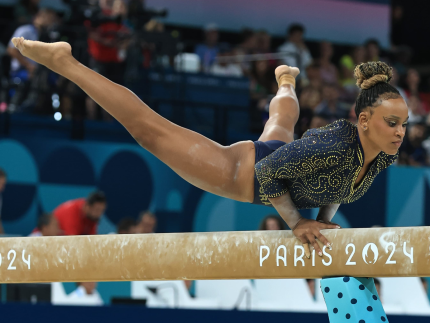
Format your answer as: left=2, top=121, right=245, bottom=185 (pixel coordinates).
left=259, top=186, right=274, bottom=206
left=254, top=119, right=398, bottom=209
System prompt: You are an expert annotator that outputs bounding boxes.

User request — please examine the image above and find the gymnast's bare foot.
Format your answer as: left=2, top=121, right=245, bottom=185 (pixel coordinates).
left=275, top=65, right=300, bottom=83
left=11, top=37, right=74, bottom=74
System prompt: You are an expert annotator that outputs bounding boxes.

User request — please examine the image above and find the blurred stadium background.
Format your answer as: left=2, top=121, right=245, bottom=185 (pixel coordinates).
left=1, top=0, right=430, bottom=321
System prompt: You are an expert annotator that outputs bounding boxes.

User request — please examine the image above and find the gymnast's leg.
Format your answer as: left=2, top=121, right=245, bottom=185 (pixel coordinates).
left=258, top=65, right=300, bottom=143
left=257, top=66, right=324, bottom=255
left=12, top=38, right=256, bottom=202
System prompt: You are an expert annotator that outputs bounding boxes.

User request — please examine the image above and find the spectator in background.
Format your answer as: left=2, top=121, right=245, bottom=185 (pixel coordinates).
left=117, top=217, right=137, bottom=234
left=7, top=8, right=59, bottom=112
left=404, top=68, right=430, bottom=112
left=29, top=213, right=60, bottom=236
left=194, top=23, right=220, bottom=73
left=255, top=30, right=272, bottom=54
left=210, top=45, right=243, bottom=78
left=136, top=211, right=157, bottom=233
left=86, top=0, right=131, bottom=120
left=249, top=80, right=278, bottom=132
left=8, top=8, right=59, bottom=78
left=250, top=60, right=273, bottom=100
left=398, top=122, right=429, bottom=166
left=235, top=28, right=258, bottom=75
left=339, top=46, right=365, bottom=103
left=259, top=215, right=286, bottom=230
left=405, top=68, right=421, bottom=97
left=14, top=0, right=40, bottom=24
left=254, top=30, right=277, bottom=71
left=296, top=86, right=321, bottom=137
left=309, top=114, right=329, bottom=130
left=299, top=86, right=321, bottom=112
left=294, top=108, right=314, bottom=139
left=390, top=67, right=408, bottom=101
left=139, top=19, right=167, bottom=69
left=249, top=60, right=275, bottom=131
left=314, top=83, right=350, bottom=122
left=69, top=282, right=103, bottom=306
left=235, top=28, right=257, bottom=56
left=339, top=46, right=365, bottom=88
left=391, top=45, right=412, bottom=76
left=0, top=168, right=6, bottom=234
left=407, top=96, right=426, bottom=124
left=278, top=24, right=312, bottom=81
left=53, top=191, right=107, bottom=235
left=303, top=63, right=323, bottom=91
left=364, top=39, right=380, bottom=62
left=317, top=41, right=338, bottom=84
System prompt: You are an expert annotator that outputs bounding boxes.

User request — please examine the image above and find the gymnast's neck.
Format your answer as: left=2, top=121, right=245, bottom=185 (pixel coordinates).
left=356, top=126, right=381, bottom=166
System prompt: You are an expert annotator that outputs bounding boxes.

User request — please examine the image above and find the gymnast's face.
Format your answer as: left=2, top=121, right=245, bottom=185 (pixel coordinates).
left=362, top=98, right=409, bottom=155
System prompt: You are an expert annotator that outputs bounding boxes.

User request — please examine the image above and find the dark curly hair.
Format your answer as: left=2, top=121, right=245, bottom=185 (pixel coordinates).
left=354, top=61, right=402, bottom=118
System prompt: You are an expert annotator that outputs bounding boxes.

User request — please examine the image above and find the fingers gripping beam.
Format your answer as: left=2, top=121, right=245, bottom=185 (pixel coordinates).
left=0, top=227, right=426, bottom=283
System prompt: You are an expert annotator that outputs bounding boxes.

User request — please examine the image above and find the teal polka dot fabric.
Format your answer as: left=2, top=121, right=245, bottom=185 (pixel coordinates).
left=321, top=277, right=388, bottom=322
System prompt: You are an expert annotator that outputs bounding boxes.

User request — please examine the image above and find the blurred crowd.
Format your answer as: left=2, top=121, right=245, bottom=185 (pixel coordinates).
left=0, top=180, right=159, bottom=302
left=24, top=190, right=158, bottom=237
left=0, top=1, right=429, bottom=165
left=194, top=21, right=430, bottom=167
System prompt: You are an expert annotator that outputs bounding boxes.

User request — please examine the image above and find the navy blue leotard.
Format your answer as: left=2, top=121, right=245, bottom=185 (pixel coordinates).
left=253, top=119, right=398, bottom=209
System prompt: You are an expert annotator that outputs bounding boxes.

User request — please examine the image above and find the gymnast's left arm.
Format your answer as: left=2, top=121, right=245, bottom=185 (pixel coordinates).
left=316, top=204, right=341, bottom=226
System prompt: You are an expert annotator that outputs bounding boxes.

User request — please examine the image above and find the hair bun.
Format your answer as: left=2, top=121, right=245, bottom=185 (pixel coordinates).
left=354, top=61, right=393, bottom=90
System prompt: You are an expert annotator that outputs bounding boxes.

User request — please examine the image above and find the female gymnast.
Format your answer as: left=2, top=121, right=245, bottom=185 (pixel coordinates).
left=11, top=38, right=408, bottom=258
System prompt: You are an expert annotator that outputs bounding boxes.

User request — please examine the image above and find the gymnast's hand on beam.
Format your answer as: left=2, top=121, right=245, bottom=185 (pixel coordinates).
left=292, top=218, right=340, bottom=259
left=268, top=193, right=339, bottom=258
left=316, top=218, right=342, bottom=228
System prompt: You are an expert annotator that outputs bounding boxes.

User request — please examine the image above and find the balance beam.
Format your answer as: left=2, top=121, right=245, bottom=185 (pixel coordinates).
left=0, top=227, right=426, bottom=283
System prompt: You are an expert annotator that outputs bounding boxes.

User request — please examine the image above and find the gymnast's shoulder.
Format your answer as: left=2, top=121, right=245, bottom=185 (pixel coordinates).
left=301, top=118, right=356, bottom=140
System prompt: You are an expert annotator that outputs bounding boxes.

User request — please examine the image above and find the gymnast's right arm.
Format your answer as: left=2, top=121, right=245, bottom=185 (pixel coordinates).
left=255, top=135, right=341, bottom=257
left=269, top=193, right=338, bottom=258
